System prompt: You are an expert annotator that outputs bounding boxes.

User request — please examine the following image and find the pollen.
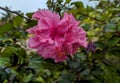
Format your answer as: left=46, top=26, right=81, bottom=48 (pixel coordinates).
left=56, top=47, right=65, bottom=58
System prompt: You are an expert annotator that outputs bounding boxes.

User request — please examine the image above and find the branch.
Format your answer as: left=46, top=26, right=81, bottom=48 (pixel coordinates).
left=58, top=3, right=106, bottom=23
left=59, top=3, right=72, bottom=10
left=51, top=0, right=55, bottom=11
left=0, top=6, right=31, bottom=20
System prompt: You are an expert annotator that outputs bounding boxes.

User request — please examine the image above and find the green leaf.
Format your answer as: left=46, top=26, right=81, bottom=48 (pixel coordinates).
left=95, top=9, right=104, bottom=13
left=107, top=37, right=120, bottom=47
left=0, top=57, right=10, bottom=66
left=95, top=42, right=105, bottom=50
left=23, top=73, right=33, bottom=83
left=89, top=80, right=102, bottom=83
left=15, top=48, right=27, bottom=59
left=117, top=26, right=120, bottom=31
left=0, top=71, right=8, bottom=82
left=58, top=0, right=63, bottom=4
left=25, top=20, right=37, bottom=28
left=58, top=71, right=75, bottom=83
left=26, top=12, right=33, bottom=18
left=65, top=0, right=71, bottom=3
left=28, top=55, right=42, bottom=69
left=0, top=46, right=18, bottom=66
left=86, top=5, right=94, bottom=12
left=96, top=14, right=105, bottom=21
left=104, top=23, right=116, bottom=32
left=109, top=8, right=120, bottom=11
left=89, top=12, right=96, bottom=18
left=1, top=46, right=26, bottom=59
left=0, top=23, right=14, bottom=34
left=71, top=1, right=84, bottom=8
left=111, top=17, right=120, bottom=23
left=3, top=39, right=13, bottom=46
left=1, top=46, right=16, bottom=57
left=80, top=69, right=91, bottom=78
left=81, top=24, right=90, bottom=31
left=13, top=16, right=23, bottom=27
left=35, top=76, right=44, bottom=82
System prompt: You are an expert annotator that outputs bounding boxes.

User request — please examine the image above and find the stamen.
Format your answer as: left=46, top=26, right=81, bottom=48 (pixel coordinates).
left=55, top=47, right=65, bottom=58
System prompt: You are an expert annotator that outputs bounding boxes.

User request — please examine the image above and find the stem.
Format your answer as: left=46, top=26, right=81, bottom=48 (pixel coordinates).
left=0, top=6, right=31, bottom=20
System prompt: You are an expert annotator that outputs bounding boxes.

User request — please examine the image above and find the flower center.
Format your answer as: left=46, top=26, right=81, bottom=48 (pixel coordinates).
left=55, top=47, right=65, bottom=58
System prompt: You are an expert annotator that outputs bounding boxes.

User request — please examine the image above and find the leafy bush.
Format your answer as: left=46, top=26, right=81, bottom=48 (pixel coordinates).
left=0, top=0, right=120, bottom=83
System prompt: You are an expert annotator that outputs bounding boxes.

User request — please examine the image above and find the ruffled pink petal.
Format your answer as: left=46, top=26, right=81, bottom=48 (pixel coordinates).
left=38, top=17, right=53, bottom=30
left=63, top=13, right=80, bottom=26
left=54, top=36, right=65, bottom=47
left=37, top=43, right=56, bottom=59
left=39, top=36, right=54, bottom=44
left=77, top=28, right=87, bottom=48
left=26, top=26, right=39, bottom=34
left=32, top=10, right=60, bottom=25
left=58, top=13, right=71, bottom=35
left=28, top=36, right=40, bottom=48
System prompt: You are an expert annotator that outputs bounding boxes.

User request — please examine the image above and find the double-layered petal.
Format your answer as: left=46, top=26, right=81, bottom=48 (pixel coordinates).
left=27, top=10, right=87, bottom=62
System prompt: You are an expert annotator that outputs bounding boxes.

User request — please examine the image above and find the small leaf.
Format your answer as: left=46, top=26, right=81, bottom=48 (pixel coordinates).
left=65, top=0, right=71, bottom=3
left=23, top=73, right=33, bottom=83
left=35, top=76, right=44, bottom=82
left=15, top=48, right=27, bottom=59
left=13, top=16, right=23, bottom=27
left=96, top=14, right=105, bottom=21
left=0, top=71, right=8, bottom=82
left=71, top=1, right=84, bottom=8
left=95, top=42, right=105, bottom=50
left=80, top=69, right=90, bottom=77
left=0, top=23, right=14, bottom=34
left=25, top=20, right=37, bottom=28
left=1, top=46, right=26, bottom=59
left=81, top=24, right=90, bottom=31
left=117, top=26, right=120, bottom=31
left=58, top=0, right=63, bottom=4
left=1, top=46, right=16, bottom=57
left=89, top=12, right=96, bottom=18
left=104, top=23, right=116, bottom=32
left=26, top=12, right=33, bottom=18
left=107, top=37, right=120, bottom=47
left=95, top=9, right=104, bottom=13
left=0, top=57, right=10, bottom=66
left=58, top=71, right=75, bottom=83
left=111, top=17, right=120, bottom=23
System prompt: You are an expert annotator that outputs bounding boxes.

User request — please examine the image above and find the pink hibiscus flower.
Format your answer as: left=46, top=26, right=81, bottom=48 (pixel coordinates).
left=26, top=10, right=87, bottom=63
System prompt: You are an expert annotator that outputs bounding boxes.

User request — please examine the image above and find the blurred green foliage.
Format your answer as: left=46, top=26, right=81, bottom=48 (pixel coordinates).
left=0, top=0, right=120, bottom=83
